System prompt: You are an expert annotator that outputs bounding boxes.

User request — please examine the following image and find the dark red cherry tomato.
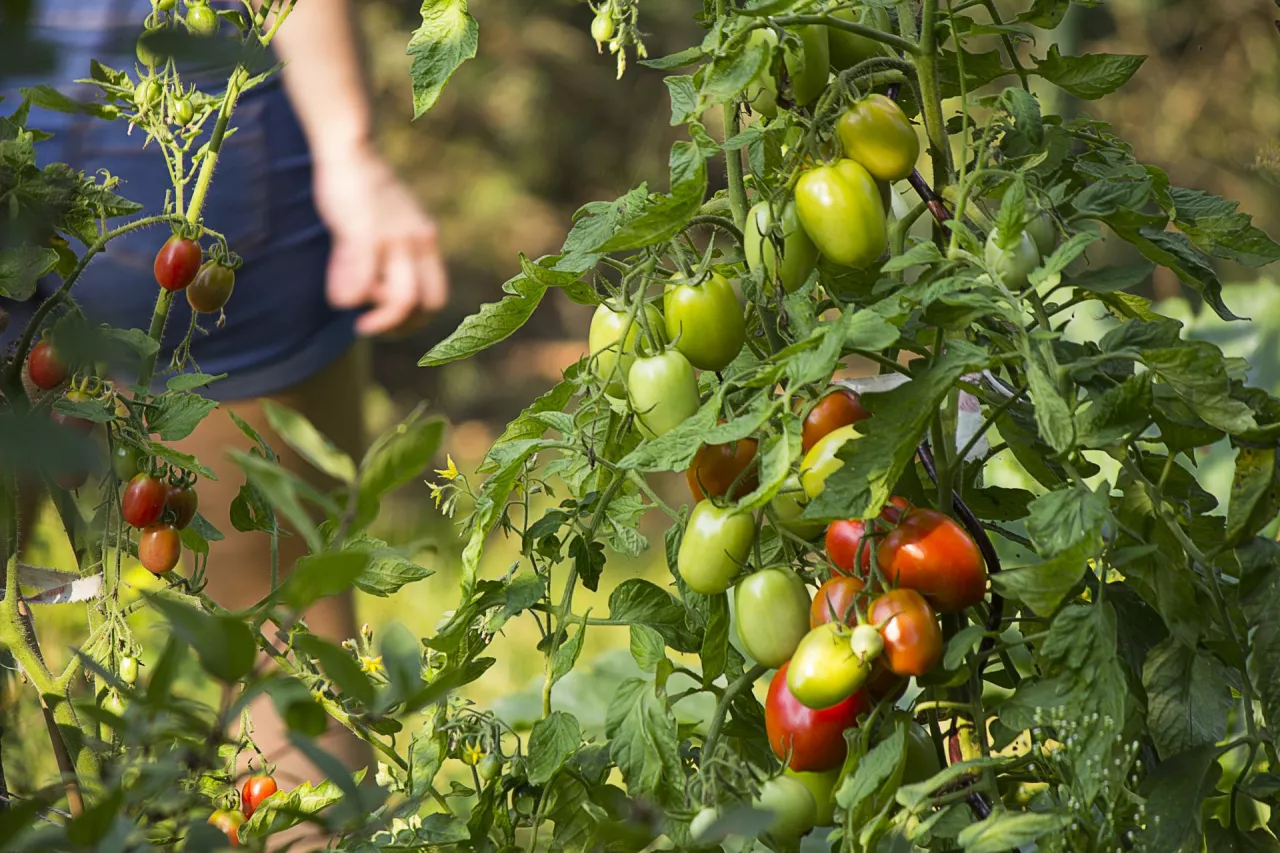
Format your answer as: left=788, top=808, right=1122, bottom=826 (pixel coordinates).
left=122, top=473, right=168, bottom=529
left=153, top=236, right=202, bottom=292
left=810, top=575, right=866, bottom=628
left=28, top=341, right=68, bottom=390
left=166, top=484, right=198, bottom=529
left=801, top=388, right=870, bottom=453
left=765, top=660, right=868, bottom=772
left=876, top=508, right=987, bottom=613
left=138, top=524, right=181, bottom=575
left=687, top=435, right=758, bottom=502
left=241, top=774, right=278, bottom=819
left=187, top=261, right=235, bottom=313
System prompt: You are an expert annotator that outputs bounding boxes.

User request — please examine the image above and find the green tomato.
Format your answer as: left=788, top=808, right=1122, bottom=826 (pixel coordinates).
left=588, top=301, right=664, bottom=396
left=754, top=775, right=817, bottom=840
left=837, top=94, right=920, bottom=182
left=677, top=500, right=755, bottom=595
left=795, top=160, right=887, bottom=268
left=663, top=272, right=745, bottom=371
left=119, top=656, right=139, bottom=685
left=782, top=24, right=830, bottom=107
left=735, top=568, right=811, bottom=668
left=186, top=1, right=218, bottom=36
left=745, top=29, right=779, bottom=118
left=112, top=445, right=144, bottom=481
left=477, top=753, right=502, bottom=782
left=799, top=423, right=862, bottom=499
left=105, top=690, right=126, bottom=716
left=627, top=350, right=699, bottom=438
left=136, top=32, right=160, bottom=68
left=984, top=229, right=1040, bottom=288
left=591, top=12, right=615, bottom=43
left=903, top=720, right=943, bottom=784
left=1026, top=211, right=1059, bottom=256
left=787, top=622, right=872, bottom=709
left=173, top=97, right=194, bottom=125
left=745, top=200, right=818, bottom=295
left=827, top=6, right=892, bottom=71
left=689, top=806, right=720, bottom=842
left=770, top=475, right=826, bottom=539
left=133, top=78, right=157, bottom=109
left=784, top=767, right=839, bottom=826
left=849, top=623, right=884, bottom=663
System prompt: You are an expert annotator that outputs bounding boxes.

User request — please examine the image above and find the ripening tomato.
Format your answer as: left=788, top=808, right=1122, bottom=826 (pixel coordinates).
left=825, top=496, right=911, bottom=575
left=241, top=774, right=278, bottom=819
left=799, top=424, right=861, bottom=499
left=745, top=200, right=819, bottom=295
left=1026, top=211, right=1059, bottom=256
left=120, top=655, right=139, bottom=685
left=51, top=389, right=96, bottom=434
left=766, top=661, right=867, bottom=772
left=138, top=523, right=182, bottom=575
left=795, top=160, right=887, bottom=268
left=785, top=767, right=839, bottom=826
left=187, top=261, right=235, bottom=313
left=754, top=775, right=818, bottom=841
left=827, top=6, right=891, bottom=70
left=627, top=350, right=700, bottom=438
left=166, top=484, right=199, bottom=529
left=746, top=29, right=779, bottom=117
left=208, top=809, right=244, bottom=847
left=877, top=508, right=987, bottom=612
left=801, top=388, right=869, bottom=453
left=186, top=1, right=218, bottom=36
left=688, top=434, right=758, bottom=502
left=28, top=340, right=68, bottom=390
left=735, top=568, right=811, bottom=668
left=782, top=24, right=829, bottom=107
left=590, top=11, right=615, bottom=44
left=54, top=465, right=89, bottom=491
left=154, top=235, right=202, bottom=291
left=837, top=94, right=920, bottom=182
left=123, top=473, right=168, bottom=528
left=984, top=229, right=1040, bottom=288
left=810, top=575, right=865, bottom=628
left=787, top=622, right=872, bottom=709
left=588, top=301, right=664, bottom=396
left=677, top=501, right=755, bottom=595
left=769, top=476, right=826, bottom=540
left=868, top=588, right=942, bottom=678
left=663, top=272, right=745, bottom=371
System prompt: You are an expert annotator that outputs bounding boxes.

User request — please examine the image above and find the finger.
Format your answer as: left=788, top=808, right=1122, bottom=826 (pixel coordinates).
left=326, top=233, right=380, bottom=310
left=416, top=240, right=449, bottom=314
left=355, top=241, right=419, bottom=336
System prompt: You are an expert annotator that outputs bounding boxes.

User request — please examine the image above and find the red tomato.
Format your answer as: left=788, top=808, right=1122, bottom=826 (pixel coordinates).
left=28, top=341, right=68, bottom=390
left=166, top=484, right=199, bottom=529
left=153, top=236, right=202, bottom=292
left=54, top=466, right=90, bottom=491
left=208, top=809, right=244, bottom=847
left=877, top=508, right=986, bottom=612
left=138, top=524, right=181, bottom=575
left=765, top=660, right=868, bottom=772
left=809, top=575, right=865, bottom=628
left=825, top=497, right=911, bottom=575
left=687, top=436, right=758, bottom=502
left=123, top=473, right=168, bottom=529
left=241, top=774, right=278, bottom=819
left=867, top=588, right=942, bottom=678
left=801, top=388, right=870, bottom=453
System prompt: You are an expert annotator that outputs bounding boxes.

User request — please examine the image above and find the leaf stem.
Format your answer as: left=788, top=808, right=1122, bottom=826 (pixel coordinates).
left=701, top=664, right=768, bottom=763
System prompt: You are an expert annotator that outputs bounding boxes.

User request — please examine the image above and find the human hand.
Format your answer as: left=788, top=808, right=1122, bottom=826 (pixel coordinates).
left=312, top=145, right=448, bottom=336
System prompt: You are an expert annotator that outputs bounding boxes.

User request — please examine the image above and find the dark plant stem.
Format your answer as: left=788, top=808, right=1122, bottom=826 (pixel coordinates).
left=702, top=664, right=768, bottom=763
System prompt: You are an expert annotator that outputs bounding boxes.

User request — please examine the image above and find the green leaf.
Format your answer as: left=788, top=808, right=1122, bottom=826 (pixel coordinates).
left=595, top=138, right=711, bottom=252
left=1026, top=486, right=1109, bottom=556
left=958, top=812, right=1073, bottom=853
left=280, top=551, right=369, bottom=611
left=480, top=379, right=576, bottom=473
left=1139, top=745, right=1222, bottom=852
left=341, top=534, right=433, bottom=597
left=550, top=622, right=587, bottom=686
left=229, top=451, right=325, bottom=553
left=992, top=535, right=1096, bottom=617
left=408, top=0, right=478, bottom=118
left=0, top=245, right=57, bottom=300
left=629, top=624, right=667, bottom=672
left=605, top=678, right=683, bottom=806
left=149, top=597, right=256, bottom=683
left=1033, top=44, right=1146, bottom=99
left=241, top=778, right=346, bottom=839
left=145, top=391, right=218, bottom=442
left=1077, top=373, right=1153, bottom=448
left=838, top=725, right=904, bottom=812
left=665, top=75, right=698, bottom=126
left=527, top=712, right=582, bottom=785
left=1238, top=539, right=1280, bottom=756
left=261, top=400, right=356, bottom=483
left=419, top=277, right=547, bottom=366
left=1143, top=343, right=1257, bottom=434
left=1227, top=446, right=1280, bottom=546
left=166, top=372, right=226, bottom=392
left=1022, top=343, right=1076, bottom=454
left=699, top=593, right=730, bottom=686
left=697, top=34, right=768, bottom=114
left=1070, top=261, right=1156, bottom=294
left=357, top=407, right=444, bottom=528
left=1141, top=636, right=1233, bottom=760
left=999, top=86, right=1043, bottom=147
left=1117, top=226, right=1238, bottom=321
left=1170, top=187, right=1280, bottom=268
left=409, top=707, right=447, bottom=799
left=617, top=386, right=726, bottom=472
left=608, top=578, right=699, bottom=653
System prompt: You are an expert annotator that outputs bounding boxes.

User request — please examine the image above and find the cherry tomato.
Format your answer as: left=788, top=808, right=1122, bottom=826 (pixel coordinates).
left=186, top=1, right=218, bottom=36
left=746, top=30, right=779, bottom=118
left=590, top=11, right=615, bottom=44
left=54, top=466, right=89, bottom=491
left=208, top=809, right=244, bottom=847
left=795, top=160, right=887, bottom=268
left=166, top=484, right=199, bottom=529
left=1027, top=211, right=1059, bottom=256
left=187, top=260, right=235, bottom=313
left=766, top=661, right=867, bottom=772
left=785, top=767, right=839, bottom=826
left=687, top=434, right=757, bottom=502
left=745, top=200, right=819, bottom=295
left=588, top=301, right=664, bottom=397
left=172, top=97, right=195, bottom=126
left=770, top=477, right=826, bottom=540
left=984, top=229, right=1040, bottom=288
left=787, top=622, right=872, bottom=709
left=663, top=272, right=745, bottom=371
left=51, top=389, right=95, bottom=434
left=810, top=575, right=865, bottom=628
left=136, top=32, right=160, bottom=68
left=138, top=523, right=182, bottom=575
left=120, top=656, right=139, bottom=685
left=799, top=423, right=861, bottom=499
left=827, top=6, right=891, bottom=70
left=782, top=24, right=829, bottom=107
left=735, top=568, right=811, bottom=668
left=837, top=94, right=920, bottom=182
left=105, top=690, right=126, bottom=716
left=154, top=235, right=202, bottom=291
left=867, top=588, right=942, bottom=678
left=801, top=388, right=869, bottom=453
left=903, top=719, right=943, bottom=784
left=477, top=753, right=502, bottom=782
left=28, top=340, right=68, bottom=390
left=825, top=497, right=911, bottom=575
left=241, top=774, right=278, bottom=819
left=133, top=78, right=157, bottom=109
left=627, top=350, right=700, bottom=438
left=123, top=473, right=168, bottom=528
left=112, top=445, right=144, bottom=481
left=754, top=775, right=817, bottom=841
left=877, top=508, right=987, bottom=613
left=676, top=500, right=755, bottom=595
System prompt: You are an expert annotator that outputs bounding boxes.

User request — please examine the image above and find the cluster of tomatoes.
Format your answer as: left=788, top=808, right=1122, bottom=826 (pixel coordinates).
left=154, top=234, right=237, bottom=315
left=208, top=773, right=279, bottom=847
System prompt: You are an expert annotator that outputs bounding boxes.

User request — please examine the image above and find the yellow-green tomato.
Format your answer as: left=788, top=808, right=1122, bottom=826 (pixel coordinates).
left=120, top=656, right=139, bottom=685
left=745, top=200, right=819, bottom=295
left=783, top=24, right=830, bottom=107
left=735, top=568, right=812, bottom=668
left=787, top=621, right=872, bottom=709
left=678, top=500, right=756, bottom=595
left=794, top=160, right=887, bottom=268
left=984, top=229, right=1041, bottom=288
left=689, top=806, right=720, bottom=842
left=628, top=350, right=699, bottom=438
left=663, top=272, right=745, bottom=371
left=754, top=775, right=818, bottom=840
left=836, top=94, right=920, bottom=182
left=589, top=302, right=664, bottom=396
left=799, top=423, right=862, bottom=499
left=746, top=29, right=779, bottom=118
left=591, top=11, right=615, bottom=44
left=784, top=768, right=840, bottom=826
left=770, top=475, right=826, bottom=539
left=827, top=6, right=892, bottom=70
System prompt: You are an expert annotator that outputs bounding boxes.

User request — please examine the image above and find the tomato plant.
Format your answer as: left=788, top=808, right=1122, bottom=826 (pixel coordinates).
left=836, top=94, right=920, bottom=182
left=799, top=423, right=862, bottom=498
left=794, top=159, right=887, bottom=268
left=166, top=483, right=199, bottom=529
left=825, top=495, right=911, bottom=575
left=208, top=809, right=243, bottom=847
left=138, top=523, right=182, bottom=574
left=588, top=301, right=664, bottom=396
left=676, top=500, right=754, bottom=595
left=810, top=575, right=865, bottom=628
left=745, top=199, right=818, bottom=295
left=153, top=235, right=203, bottom=291
left=627, top=349, right=700, bottom=438
left=787, top=621, right=872, bottom=709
